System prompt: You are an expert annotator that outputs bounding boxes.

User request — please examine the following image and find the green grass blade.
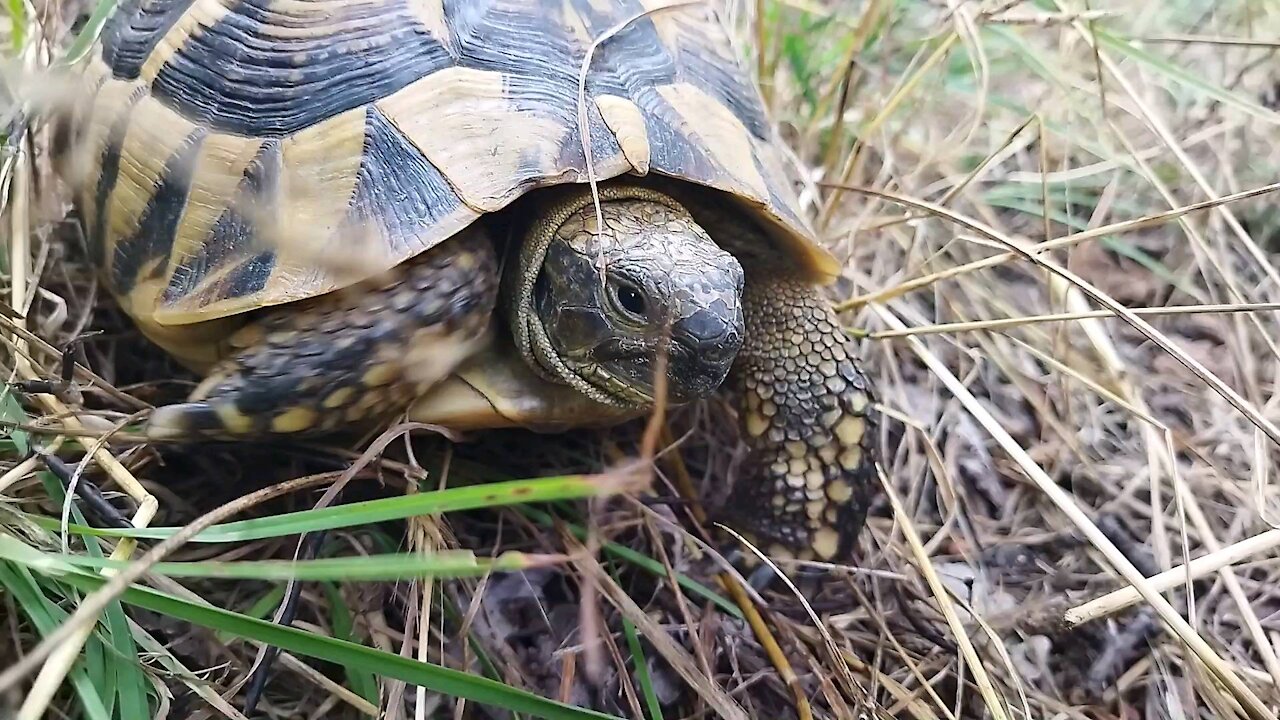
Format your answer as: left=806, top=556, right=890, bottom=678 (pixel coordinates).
left=58, top=0, right=120, bottom=65
left=0, top=561, right=112, bottom=720
left=623, top=617, right=664, bottom=720
left=27, top=473, right=612, bottom=542
left=1, top=388, right=30, bottom=455
left=216, top=584, right=286, bottom=646
left=1094, top=29, right=1280, bottom=125
left=4, top=0, right=24, bottom=56
left=69, top=502, right=151, bottom=720
left=27, top=473, right=153, bottom=719
left=28, top=565, right=623, bottom=720
left=324, top=582, right=381, bottom=707
left=37, top=548, right=550, bottom=581
left=106, top=604, right=151, bottom=719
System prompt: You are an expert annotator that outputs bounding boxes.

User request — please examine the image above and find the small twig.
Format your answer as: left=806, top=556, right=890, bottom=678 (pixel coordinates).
left=35, top=448, right=131, bottom=529
left=1065, top=528, right=1280, bottom=627
left=1135, top=34, right=1280, bottom=48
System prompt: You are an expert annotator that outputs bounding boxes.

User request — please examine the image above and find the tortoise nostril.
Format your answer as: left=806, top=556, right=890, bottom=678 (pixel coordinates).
left=672, top=308, right=745, bottom=373
left=678, top=307, right=738, bottom=346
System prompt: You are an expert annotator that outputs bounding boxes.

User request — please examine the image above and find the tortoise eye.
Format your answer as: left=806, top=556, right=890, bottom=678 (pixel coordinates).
left=613, top=283, right=647, bottom=318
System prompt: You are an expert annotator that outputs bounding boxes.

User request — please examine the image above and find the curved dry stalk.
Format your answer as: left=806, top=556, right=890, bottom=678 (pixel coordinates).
left=874, top=467, right=1013, bottom=720
left=575, top=0, right=701, bottom=230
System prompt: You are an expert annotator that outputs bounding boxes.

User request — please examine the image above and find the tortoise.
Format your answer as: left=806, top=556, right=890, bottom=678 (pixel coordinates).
left=62, top=0, right=878, bottom=562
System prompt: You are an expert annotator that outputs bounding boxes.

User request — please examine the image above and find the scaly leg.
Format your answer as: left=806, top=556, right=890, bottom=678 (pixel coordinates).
left=145, top=229, right=498, bottom=441
left=725, top=273, right=878, bottom=563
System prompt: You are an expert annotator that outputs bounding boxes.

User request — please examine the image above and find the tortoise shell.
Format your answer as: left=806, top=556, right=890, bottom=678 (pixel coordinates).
left=74, top=0, right=837, bottom=331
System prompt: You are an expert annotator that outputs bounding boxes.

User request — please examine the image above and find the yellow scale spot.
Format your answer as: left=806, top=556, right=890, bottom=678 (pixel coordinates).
left=849, top=392, right=869, bottom=414
left=745, top=410, right=769, bottom=437
left=838, top=447, right=863, bottom=471
left=271, top=407, right=318, bottom=433
left=817, top=444, right=838, bottom=464
left=266, top=330, right=299, bottom=345
left=323, top=387, right=356, bottom=409
left=826, top=479, right=854, bottom=502
left=812, top=528, right=841, bottom=561
left=351, top=392, right=383, bottom=417
left=805, top=500, right=824, bottom=520
left=215, top=404, right=254, bottom=434
left=787, top=458, right=807, bottom=476
left=785, top=473, right=805, bottom=489
left=362, top=363, right=399, bottom=387
left=785, top=440, right=807, bottom=459
left=834, top=416, right=865, bottom=446
left=768, top=544, right=794, bottom=561
left=805, top=468, right=825, bottom=490
left=227, top=323, right=266, bottom=350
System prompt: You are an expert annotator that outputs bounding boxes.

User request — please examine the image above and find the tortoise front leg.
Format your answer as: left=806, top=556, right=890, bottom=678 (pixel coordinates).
left=724, top=273, right=878, bottom=562
left=145, top=229, right=498, bottom=441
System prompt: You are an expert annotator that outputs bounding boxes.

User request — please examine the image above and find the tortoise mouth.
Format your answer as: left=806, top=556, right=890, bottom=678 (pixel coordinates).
left=589, top=333, right=738, bottom=404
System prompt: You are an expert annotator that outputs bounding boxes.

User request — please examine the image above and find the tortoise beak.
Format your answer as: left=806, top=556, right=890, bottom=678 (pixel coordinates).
left=666, top=306, right=744, bottom=401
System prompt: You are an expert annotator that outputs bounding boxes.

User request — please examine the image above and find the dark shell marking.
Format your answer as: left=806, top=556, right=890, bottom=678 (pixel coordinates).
left=80, top=0, right=821, bottom=327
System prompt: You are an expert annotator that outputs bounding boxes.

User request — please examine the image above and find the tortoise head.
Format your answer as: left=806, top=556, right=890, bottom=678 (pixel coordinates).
left=507, top=185, right=745, bottom=407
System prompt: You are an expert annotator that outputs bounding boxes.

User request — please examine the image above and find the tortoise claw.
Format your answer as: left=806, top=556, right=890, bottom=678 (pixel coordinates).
left=145, top=402, right=234, bottom=441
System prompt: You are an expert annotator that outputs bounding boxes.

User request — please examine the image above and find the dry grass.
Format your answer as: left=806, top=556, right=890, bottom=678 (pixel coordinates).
left=4, top=0, right=1280, bottom=719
